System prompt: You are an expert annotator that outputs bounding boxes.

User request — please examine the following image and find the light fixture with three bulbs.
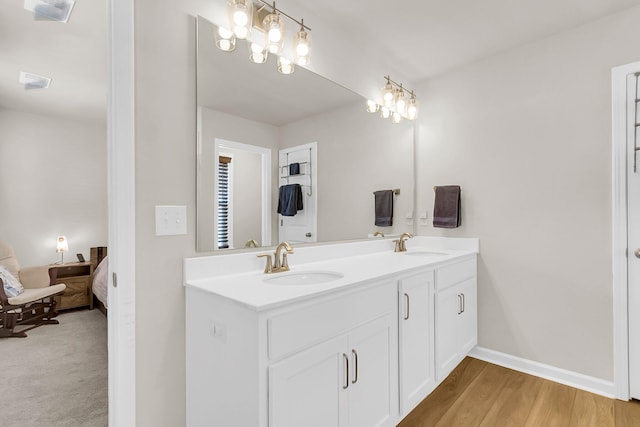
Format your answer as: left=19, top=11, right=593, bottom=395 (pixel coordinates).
left=367, top=76, right=419, bottom=123
left=216, top=0, right=312, bottom=75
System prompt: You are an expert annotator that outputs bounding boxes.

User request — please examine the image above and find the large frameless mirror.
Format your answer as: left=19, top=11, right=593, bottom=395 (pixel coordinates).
left=196, top=15, right=414, bottom=252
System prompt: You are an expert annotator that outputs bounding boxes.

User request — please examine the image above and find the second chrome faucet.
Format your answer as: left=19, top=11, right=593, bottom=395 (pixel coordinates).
left=257, top=241, right=294, bottom=274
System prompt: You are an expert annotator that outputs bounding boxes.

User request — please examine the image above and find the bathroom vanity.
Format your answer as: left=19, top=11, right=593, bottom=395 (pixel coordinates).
left=184, top=237, right=478, bottom=427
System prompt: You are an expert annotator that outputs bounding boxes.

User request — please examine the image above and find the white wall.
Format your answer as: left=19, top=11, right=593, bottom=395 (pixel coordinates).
left=0, top=108, right=107, bottom=267
left=231, top=148, right=263, bottom=249
left=415, top=6, right=640, bottom=381
left=280, top=101, right=415, bottom=241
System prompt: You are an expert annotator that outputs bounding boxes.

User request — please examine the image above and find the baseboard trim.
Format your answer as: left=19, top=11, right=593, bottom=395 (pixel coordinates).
left=468, top=346, right=616, bottom=398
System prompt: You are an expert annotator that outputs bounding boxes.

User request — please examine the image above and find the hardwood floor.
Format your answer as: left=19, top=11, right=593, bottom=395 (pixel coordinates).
left=398, top=357, right=640, bottom=427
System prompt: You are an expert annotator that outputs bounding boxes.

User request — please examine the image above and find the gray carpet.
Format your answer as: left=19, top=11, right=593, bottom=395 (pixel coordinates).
left=0, top=309, right=108, bottom=426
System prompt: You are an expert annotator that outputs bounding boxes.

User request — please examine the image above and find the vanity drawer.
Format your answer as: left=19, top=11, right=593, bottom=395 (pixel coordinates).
left=267, top=281, right=396, bottom=360
left=436, top=257, right=477, bottom=290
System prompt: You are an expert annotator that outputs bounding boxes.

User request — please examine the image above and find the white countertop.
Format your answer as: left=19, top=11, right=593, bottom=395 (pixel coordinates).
left=184, top=237, right=478, bottom=311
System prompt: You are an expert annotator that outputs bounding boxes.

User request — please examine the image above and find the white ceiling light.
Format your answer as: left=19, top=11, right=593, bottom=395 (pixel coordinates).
left=19, top=71, right=52, bottom=90
left=24, top=0, right=76, bottom=23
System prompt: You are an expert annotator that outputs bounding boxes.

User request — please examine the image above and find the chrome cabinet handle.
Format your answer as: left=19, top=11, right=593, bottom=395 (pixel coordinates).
left=351, top=349, right=359, bottom=384
left=404, top=293, right=410, bottom=320
left=635, top=248, right=640, bottom=259
left=457, top=294, right=462, bottom=315
left=461, top=292, right=465, bottom=313
left=343, top=353, right=349, bottom=389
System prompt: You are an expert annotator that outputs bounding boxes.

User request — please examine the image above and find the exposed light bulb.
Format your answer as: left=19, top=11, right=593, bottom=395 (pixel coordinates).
left=249, top=42, right=268, bottom=64
left=268, top=28, right=282, bottom=43
left=380, top=106, right=391, bottom=119
left=277, top=56, right=295, bottom=74
left=366, top=100, right=379, bottom=113
left=294, top=27, right=311, bottom=65
left=395, top=90, right=407, bottom=114
left=227, top=0, right=252, bottom=39
left=407, top=96, right=419, bottom=120
left=264, top=13, right=285, bottom=54
left=382, top=81, right=394, bottom=108
left=233, top=9, right=248, bottom=26
left=215, top=26, right=236, bottom=52
left=391, top=112, right=402, bottom=124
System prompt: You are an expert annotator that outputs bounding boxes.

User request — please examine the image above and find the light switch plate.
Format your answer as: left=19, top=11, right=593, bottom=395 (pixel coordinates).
left=155, top=205, right=187, bottom=236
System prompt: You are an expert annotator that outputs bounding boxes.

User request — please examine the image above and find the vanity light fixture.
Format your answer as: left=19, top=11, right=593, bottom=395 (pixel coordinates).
left=264, top=4, right=285, bottom=54
left=277, top=56, right=295, bottom=74
left=215, top=26, right=236, bottom=52
left=249, top=41, right=269, bottom=63
left=367, top=75, right=419, bottom=123
left=294, top=20, right=311, bottom=66
left=227, top=0, right=253, bottom=39
left=219, top=0, right=311, bottom=74
left=366, top=99, right=379, bottom=113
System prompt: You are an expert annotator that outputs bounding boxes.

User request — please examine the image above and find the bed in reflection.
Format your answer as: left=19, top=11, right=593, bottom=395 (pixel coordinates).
left=90, top=247, right=108, bottom=315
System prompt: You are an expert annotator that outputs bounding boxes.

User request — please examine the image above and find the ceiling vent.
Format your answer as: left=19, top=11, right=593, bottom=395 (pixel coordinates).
left=19, top=71, right=52, bottom=90
left=24, top=0, right=76, bottom=23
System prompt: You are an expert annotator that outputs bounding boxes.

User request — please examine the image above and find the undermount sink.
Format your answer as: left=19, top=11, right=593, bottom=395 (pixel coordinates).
left=403, top=251, right=449, bottom=257
left=263, top=270, right=344, bottom=286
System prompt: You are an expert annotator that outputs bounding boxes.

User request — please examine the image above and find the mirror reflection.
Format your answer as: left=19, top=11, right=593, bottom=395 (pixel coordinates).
left=196, top=15, right=414, bottom=252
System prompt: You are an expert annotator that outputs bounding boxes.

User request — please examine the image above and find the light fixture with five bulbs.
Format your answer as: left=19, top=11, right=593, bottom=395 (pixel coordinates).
left=367, top=76, right=419, bottom=123
left=217, top=0, right=311, bottom=75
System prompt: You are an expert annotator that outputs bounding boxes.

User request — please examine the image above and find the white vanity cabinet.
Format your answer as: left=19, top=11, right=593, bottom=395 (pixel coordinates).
left=434, top=257, right=478, bottom=382
left=270, top=313, right=396, bottom=427
left=398, top=270, right=436, bottom=416
left=185, top=239, right=479, bottom=427
left=185, top=278, right=398, bottom=427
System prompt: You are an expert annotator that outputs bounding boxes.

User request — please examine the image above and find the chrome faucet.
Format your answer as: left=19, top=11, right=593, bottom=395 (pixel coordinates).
left=257, top=241, right=294, bottom=274
left=393, top=232, right=414, bottom=252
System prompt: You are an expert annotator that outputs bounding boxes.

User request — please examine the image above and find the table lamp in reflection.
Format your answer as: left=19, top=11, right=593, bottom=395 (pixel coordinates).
left=56, top=236, right=68, bottom=264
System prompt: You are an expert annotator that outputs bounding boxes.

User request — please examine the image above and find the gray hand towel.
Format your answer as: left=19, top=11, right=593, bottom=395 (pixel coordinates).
left=433, top=185, right=461, bottom=228
left=277, top=184, right=304, bottom=216
left=374, top=190, right=394, bottom=227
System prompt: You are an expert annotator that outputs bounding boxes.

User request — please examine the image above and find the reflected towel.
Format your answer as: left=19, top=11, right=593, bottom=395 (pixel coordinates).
left=277, top=184, right=304, bottom=216
left=289, top=163, right=300, bottom=175
left=374, top=190, right=394, bottom=227
left=433, top=185, right=461, bottom=228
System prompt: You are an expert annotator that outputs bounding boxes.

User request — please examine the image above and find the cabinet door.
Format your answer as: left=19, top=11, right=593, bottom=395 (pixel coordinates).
left=435, top=284, right=462, bottom=382
left=457, top=278, right=477, bottom=355
left=347, top=314, right=398, bottom=427
left=269, top=335, right=348, bottom=427
left=398, top=271, right=435, bottom=415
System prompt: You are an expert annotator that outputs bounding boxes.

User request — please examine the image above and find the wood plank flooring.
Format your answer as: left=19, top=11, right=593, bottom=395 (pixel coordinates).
left=398, top=357, right=640, bottom=427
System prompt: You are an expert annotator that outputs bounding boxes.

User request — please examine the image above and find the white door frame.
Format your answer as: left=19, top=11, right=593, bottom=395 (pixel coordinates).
left=215, top=138, right=272, bottom=248
left=612, top=60, right=640, bottom=400
left=107, top=0, right=136, bottom=424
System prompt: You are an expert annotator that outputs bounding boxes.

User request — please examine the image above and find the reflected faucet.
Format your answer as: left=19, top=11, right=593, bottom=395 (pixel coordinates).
left=245, top=239, right=259, bottom=248
left=393, top=232, right=414, bottom=252
left=257, top=241, right=294, bottom=274
left=373, top=231, right=385, bottom=237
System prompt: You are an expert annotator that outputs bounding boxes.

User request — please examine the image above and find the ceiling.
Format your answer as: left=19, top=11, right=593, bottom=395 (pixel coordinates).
left=2, top=0, right=640, bottom=125
left=0, top=0, right=106, bottom=125
left=197, top=16, right=362, bottom=127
